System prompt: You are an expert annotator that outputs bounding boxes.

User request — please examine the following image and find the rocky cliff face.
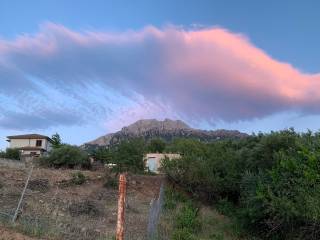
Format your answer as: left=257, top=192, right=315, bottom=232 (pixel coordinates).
left=83, top=118, right=248, bottom=150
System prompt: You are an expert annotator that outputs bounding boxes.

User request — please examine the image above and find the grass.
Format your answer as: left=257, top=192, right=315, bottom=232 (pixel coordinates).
left=0, top=213, right=56, bottom=239
left=157, top=186, right=248, bottom=240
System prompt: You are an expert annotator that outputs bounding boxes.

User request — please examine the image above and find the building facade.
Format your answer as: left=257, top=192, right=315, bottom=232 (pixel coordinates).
left=6, top=134, right=53, bottom=157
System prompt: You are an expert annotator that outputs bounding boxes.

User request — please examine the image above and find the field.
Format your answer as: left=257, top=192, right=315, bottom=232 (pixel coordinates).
left=0, top=166, right=164, bottom=240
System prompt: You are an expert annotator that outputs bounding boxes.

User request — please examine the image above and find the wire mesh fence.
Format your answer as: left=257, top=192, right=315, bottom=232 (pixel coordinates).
left=0, top=165, right=166, bottom=240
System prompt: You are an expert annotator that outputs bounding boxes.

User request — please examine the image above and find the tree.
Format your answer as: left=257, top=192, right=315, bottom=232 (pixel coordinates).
left=0, top=148, right=20, bottom=160
left=111, top=138, right=145, bottom=173
left=41, top=145, right=90, bottom=168
left=147, top=138, right=166, bottom=153
left=92, top=148, right=112, bottom=163
left=51, top=133, right=62, bottom=149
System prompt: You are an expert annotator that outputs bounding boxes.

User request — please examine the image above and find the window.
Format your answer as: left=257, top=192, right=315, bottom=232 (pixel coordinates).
left=36, top=140, right=42, bottom=147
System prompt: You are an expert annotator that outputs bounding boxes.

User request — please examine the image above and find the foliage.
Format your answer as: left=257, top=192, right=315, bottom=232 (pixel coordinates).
left=51, top=133, right=62, bottom=149
left=0, top=148, right=20, bottom=160
left=175, top=202, right=201, bottom=232
left=71, top=171, right=86, bottom=185
left=163, top=139, right=241, bottom=202
left=162, top=129, right=320, bottom=239
left=110, top=138, right=145, bottom=173
left=147, top=138, right=166, bottom=153
left=91, top=147, right=112, bottom=163
left=240, top=145, right=320, bottom=239
left=163, top=186, right=201, bottom=240
left=41, top=145, right=90, bottom=168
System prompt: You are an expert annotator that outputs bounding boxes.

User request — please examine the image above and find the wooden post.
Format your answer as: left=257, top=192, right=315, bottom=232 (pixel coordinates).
left=116, top=174, right=127, bottom=240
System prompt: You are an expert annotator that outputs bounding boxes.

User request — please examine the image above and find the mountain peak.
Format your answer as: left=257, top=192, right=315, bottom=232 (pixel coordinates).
left=122, top=119, right=191, bottom=134
left=83, top=118, right=248, bottom=149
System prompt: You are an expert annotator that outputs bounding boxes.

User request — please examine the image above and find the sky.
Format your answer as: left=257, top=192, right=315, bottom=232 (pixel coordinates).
left=0, top=0, right=320, bottom=149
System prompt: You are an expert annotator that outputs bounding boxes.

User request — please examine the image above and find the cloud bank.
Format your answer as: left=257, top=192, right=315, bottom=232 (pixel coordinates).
left=0, top=23, right=319, bottom=130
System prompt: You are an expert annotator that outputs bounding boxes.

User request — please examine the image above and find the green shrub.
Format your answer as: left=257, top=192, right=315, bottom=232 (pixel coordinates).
left=147, top=138, right=166, bottom=153
left=163, top=139, right=242, bottom=202
left=175, top=202, right=201, bottom=232
left=164, top=186, right=187, bottom=210
left=91, top=148, right=112, bottom=163
left=0, top=148, right=20, bottom=160
left=71, top=171, right=86, bottom=185
left=110, top=138, right=145, bottom=173
left=41, top=145, right=90, bottom=168
left=240, top=146, right=320, bottom=239
left=172, top=228, right=195, bottom=240
left=163, top=129, right=320, bottom=239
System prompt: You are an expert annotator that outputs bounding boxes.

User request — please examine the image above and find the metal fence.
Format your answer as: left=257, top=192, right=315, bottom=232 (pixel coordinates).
left=0, top=165, right=166, bottom=240
left=147, top=184, right=164, bottom=239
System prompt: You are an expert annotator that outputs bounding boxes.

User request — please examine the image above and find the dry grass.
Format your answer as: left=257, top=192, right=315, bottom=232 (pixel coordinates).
left=0, top=167, right=164, bottom=240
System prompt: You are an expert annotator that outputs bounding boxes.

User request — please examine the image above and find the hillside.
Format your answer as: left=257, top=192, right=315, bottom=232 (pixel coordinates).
left=83, top=119, right=248, bottom=150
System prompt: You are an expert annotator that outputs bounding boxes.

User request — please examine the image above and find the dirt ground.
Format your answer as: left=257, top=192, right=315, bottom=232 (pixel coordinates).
left=0, top=225, right=42, bottom=240
left=0, top=166, right=164, bottom=240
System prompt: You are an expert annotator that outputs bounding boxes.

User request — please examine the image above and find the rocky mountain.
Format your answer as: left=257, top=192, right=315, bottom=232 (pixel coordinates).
left=83, top=119, right=248, bottom=150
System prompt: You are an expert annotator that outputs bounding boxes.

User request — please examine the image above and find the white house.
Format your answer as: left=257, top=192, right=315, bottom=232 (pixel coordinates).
left=144, top=153, right=180, bottom=173
left=6, top=134, right=53, bottom=157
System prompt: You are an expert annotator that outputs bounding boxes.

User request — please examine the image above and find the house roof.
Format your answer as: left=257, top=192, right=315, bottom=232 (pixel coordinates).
left=6, top=134, right=52, bottom=142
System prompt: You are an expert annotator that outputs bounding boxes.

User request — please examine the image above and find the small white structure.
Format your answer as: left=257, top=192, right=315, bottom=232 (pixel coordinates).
left=6, top=134, right=53, bottom=157
left=144, top=153, right=180, bottom=173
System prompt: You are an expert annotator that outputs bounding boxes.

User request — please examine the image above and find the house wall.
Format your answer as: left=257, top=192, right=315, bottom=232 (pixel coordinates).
left=10, top=139, right=30, bottom=148
left=9, top=138, right=50, bottom=151
left=145, top=153, right=180, bottom=173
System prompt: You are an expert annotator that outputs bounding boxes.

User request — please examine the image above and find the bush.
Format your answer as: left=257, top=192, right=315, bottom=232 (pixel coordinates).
left=163, top=129, right=320, bottom=239
left=0, top=148, right=20, bottom=160
left=147, top=138, right=166, bottom=153
left=240, top=146, right=320, bottom=239
left=164, top=186, right=188, bottom=210
left=175, top=202, right=201, bottom=232
left=71, top=171, right=86, bottom=185
left=172, top=228, right=195, bottom=240
left=41, top=145, right=90, bottom=168
left=110, top=138, right=145, bottom=173
left=163, top=139, right=242, bottom=202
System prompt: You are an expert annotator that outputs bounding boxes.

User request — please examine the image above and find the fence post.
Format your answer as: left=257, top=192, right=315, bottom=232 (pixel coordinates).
left=12, top=165, right=34, bottom=223
left=116, top=174, right=127, bottom=240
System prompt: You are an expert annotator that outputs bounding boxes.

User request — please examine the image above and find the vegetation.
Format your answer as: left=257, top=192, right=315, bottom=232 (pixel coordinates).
left=160, top=186, right=241, bottom=240
left=92, top=138, right=146, bottom=173
left=41, top=145, right=90, bottom=168
left=147, top=138, right=166, bottom=153
left=103, top=175, right=118, bottom=189
left=51, top=133, right=63, bottom=149
left=71, top=171, right=86, bottom=185
left=162, top=129, right=320, bottom=239
left=0, top=148, right=20, bottom=160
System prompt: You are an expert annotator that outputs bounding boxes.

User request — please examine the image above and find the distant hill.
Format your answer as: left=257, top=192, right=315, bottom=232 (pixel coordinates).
left=82, top=118, right=248, bottom=150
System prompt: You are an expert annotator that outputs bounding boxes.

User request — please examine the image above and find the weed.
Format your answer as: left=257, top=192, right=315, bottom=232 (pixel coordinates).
left=71, top=171, right=86, bottom=185
left=172, top=228, right=195, bottom=240
left=103, top=175, right=118, bottom=189
left=175, top=202, right=201, bottom=233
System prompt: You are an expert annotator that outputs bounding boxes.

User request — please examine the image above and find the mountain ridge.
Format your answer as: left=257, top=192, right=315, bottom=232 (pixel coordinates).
left=83, top=119, right=248, bottom=149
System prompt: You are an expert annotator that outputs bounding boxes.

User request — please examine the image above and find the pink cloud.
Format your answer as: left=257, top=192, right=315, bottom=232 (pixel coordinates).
left=0, top=23, right=319, bottom=128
